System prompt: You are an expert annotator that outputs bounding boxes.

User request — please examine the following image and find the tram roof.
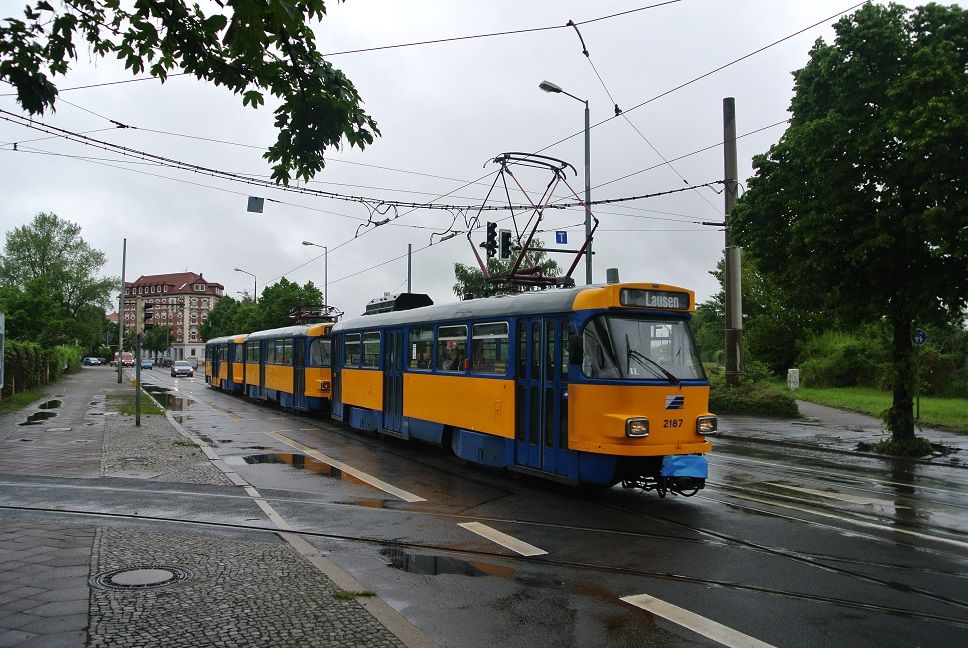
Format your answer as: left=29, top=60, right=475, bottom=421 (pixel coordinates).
left=245, top=323, right=331, bottom=341
left=204, top=333, right=248, bottom=345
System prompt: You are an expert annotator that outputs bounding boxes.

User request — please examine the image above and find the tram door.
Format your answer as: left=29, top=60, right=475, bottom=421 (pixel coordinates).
left=293, top=337, right=305, bottom=407
left=515, top=317, right=568, bottom=474
left=210, top=345, right=221, bottom=387
left=382, top=329, right=405, bottom=433
left=331, top=336, right=344, bottom=418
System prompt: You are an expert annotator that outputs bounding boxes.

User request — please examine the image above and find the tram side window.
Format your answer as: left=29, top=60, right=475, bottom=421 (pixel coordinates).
left=471, top=322, right=508, bottom=375
left=362, top=332, right=381, bottom=368
left=309, top=338, right=331, bottom=367
left=281, top=339, right=293, bottom=365
left=246, top=342, right=259, bottom=363
left=344, top=334, right=361, bottom=367
left=437, top=325, right=467, bottom=372
left=408, top=328, right=433, bottom=370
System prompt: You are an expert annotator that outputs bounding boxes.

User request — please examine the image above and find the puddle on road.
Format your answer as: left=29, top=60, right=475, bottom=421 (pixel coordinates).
left=142, top=385, right=193, bottom=411
left=38, top=400, right=62, bottom=409
left=19, top=412, right=57, bottom=426
left=231, top=453, right=365, bottom=485
left=381, top=546, right=514, bottom=579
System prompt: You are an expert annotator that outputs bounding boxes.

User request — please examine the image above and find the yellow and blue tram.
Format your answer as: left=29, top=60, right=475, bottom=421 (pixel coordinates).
left=331, top=282, right=716, bottom=493
left=205, top=323, right=333, bottom=411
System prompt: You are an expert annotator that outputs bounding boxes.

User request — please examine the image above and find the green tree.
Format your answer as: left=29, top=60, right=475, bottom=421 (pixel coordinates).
left=256, top=278, right=324, bottom=329
left=730, top=3, right=968, bottom=443
left=199, top=296, right=243, bottom=341
left=143, top=325, right=173, bottom=362
left=0, top=1, right=378, bottom=184
left=453, top=241, right=562, bottom=299
left=0, top=278, right=73, bottom=346
left=1, top=212, right=115, bottom=317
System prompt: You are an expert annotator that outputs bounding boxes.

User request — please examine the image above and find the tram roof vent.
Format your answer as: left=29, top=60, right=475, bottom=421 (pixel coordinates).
left=363, top=292, right=434, bottom=315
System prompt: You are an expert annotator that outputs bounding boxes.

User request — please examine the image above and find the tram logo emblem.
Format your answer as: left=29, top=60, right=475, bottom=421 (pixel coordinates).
left=665, top=395, right=685, bottom=409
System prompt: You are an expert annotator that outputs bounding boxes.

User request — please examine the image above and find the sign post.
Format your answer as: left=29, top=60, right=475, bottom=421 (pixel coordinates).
left=913, top=328, right=927, bottom=420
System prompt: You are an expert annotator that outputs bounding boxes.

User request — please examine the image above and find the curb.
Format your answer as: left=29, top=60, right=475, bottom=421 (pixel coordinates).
left=715, top=432, right=966, bottom=469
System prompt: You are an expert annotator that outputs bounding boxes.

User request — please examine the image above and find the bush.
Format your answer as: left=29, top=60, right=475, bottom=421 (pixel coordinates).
left=2, top=340, right=82, bottom=398
left=710, top=382, right=800, bottom=418
left=873, top=437, right=933, bottom=457
left=798, top=330, right=886, bottom=388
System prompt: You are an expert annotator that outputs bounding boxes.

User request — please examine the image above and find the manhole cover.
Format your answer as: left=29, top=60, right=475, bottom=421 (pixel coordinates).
left=91, top=566, right=191, bottom=590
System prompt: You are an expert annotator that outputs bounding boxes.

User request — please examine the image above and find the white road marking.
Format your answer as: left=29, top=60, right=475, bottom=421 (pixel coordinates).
left=763, top=482, right=886, bottom=506
left=253, top=497, right=291, bottom=531
left=267, top=432, right=426, bottom=503
left=457, top=522, right=547, bottom=556
left=720, top=491, right=968, bottom=550
left=621, top=593, right=776, bottom=648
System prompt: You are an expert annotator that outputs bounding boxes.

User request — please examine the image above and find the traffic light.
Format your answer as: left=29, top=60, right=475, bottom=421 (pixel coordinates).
left=143, top=301, right=155, bottom=330
left=484, top=221, right=498, bottom=258
left=499, top=229, right=512, bottom=260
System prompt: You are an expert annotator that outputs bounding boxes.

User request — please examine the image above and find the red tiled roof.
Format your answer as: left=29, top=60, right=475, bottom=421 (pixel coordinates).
left=125, top=271, right=224, bottom=293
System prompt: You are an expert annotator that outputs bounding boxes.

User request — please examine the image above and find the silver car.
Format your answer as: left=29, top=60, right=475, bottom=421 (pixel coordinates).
left=170, top=360, right=194, bottom=378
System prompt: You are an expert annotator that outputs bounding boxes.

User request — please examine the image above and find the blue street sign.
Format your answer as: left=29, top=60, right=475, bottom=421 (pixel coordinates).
left=913, top=328, right=927, bottom=346
left=555, top=231, right=567, bottom=244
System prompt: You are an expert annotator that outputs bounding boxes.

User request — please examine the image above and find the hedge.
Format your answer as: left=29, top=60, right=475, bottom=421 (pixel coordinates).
left=1, top=339, right=82, bottom=398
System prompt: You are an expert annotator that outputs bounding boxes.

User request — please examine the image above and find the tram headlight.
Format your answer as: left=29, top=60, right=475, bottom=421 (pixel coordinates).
left=626, top=418, right=650, bottom=438
left=697, top=416, right=718, bottom=435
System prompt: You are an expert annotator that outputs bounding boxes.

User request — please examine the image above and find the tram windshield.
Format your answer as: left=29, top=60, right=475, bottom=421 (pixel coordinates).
left=581, top=315, right=705, bottom=381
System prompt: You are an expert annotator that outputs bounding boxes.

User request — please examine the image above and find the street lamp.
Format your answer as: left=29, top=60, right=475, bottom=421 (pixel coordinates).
left=301, top=241, right=328, bottom=307
left=234, top=268, right=257, bottom=304
left=539, top=79, right=592, bottom=285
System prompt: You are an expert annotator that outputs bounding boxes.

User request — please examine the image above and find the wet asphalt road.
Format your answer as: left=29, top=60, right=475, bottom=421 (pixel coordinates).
left=4, top=369, right=967, bottom=648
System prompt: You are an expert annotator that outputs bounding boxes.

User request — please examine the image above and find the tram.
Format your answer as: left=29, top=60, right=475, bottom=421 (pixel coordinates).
left=331, top=282, right=715, bottom=494
left=204, top=323, right=333, bottom=411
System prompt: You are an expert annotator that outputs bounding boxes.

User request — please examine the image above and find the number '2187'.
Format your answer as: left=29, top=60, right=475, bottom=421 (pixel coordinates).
left=663, top=419, right=683, bottom=428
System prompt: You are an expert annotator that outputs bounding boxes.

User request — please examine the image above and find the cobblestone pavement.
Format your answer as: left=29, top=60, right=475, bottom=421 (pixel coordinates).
left=1, top=369, right=432, bottom=648
left=101, top=408, right=231, bottom=486
left=88, top=526, right=407, bottom=648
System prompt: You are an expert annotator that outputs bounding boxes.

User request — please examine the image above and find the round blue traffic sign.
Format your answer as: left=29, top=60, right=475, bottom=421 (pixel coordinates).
left=913, top=328, right=927, bottom=346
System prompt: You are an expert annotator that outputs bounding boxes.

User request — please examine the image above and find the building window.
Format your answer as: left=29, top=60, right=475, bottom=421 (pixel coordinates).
left=163, top=285, right=168, bottom=293
left=190, top=331, right=197, bottom=342
left=190, top=315, right=197, bottom=325
left=194, top=284, right=205, bottom=292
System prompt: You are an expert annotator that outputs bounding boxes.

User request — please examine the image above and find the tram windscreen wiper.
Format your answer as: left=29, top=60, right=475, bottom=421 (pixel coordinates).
left=626, top=334, right=680, bottom=385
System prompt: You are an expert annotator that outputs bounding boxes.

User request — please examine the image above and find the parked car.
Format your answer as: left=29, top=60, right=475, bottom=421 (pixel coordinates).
left=141, top=359, right=153, bottom=370
left=171, top=360, right=194, bottom=378
left=82, top=357, right=101, bottom=366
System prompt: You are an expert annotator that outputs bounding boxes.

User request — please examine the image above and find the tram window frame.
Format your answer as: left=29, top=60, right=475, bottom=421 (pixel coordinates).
left=309, top=337, right=331, bottom=367
left=437, top=325, right=467, bottom=372
left=471, top=322, right=508, bottom=375
left=245, top=342, right=259, bottom=363
left=407, top=327, right=434, bottom=371
left=362, top=332, right=381, bottom=369
left=344, top=333, right=362, bottom=367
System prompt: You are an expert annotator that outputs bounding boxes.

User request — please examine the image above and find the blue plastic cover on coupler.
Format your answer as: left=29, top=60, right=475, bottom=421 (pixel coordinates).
left=660, top=455, right=708, bottom=479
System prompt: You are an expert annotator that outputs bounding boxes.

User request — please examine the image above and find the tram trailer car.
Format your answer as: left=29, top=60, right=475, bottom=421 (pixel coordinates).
left=331, top=282, right=716, bottom=494
left=205, top=334, right=248, bottom=394
left=205, top=324, right=333, bottom=411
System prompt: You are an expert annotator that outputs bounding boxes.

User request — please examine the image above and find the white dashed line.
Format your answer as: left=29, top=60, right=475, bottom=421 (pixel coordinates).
left=267, top=432, right=426, bottom=503
left=621, top=593, right=776, bottom=648
left=457, top=522, right=547, bottom=556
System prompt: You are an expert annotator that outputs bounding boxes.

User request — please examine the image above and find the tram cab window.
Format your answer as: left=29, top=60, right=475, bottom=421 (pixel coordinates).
left=408, top=328, right=433, bottom=370
left=309, top=338, right=331, bottom=367
left=581, top=316, right=705, bottom=380
left=344, top=334, right=362, bottom=367
left=362, top=332, right=381, bottom=368
left=471, top=322, right=508, bottom=375
left=437, top=325, right=467, bottom=372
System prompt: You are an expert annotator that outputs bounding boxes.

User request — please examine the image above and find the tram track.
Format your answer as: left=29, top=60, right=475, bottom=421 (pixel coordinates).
left=2, top=502, right=967, bottom=628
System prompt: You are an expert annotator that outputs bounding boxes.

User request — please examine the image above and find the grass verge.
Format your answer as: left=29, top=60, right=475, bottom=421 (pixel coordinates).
left=0, top=389, right=47, bottom=415
left=108, top=392, right=165, bottom=416
left=792, top=385, right=968, bottom=434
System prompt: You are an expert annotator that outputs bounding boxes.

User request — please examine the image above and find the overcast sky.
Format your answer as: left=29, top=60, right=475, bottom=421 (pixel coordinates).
left=0, top=0, right=939, bottom=319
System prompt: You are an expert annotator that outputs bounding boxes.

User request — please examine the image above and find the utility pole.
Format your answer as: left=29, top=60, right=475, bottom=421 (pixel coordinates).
left=584, top=99, right=593, bottom=285
left=407, top=244, right=412, bottom=293
left=134, top=331, right=142, bottom=427
left=117, top=238, right=126, bottom=384
left=723, top=97, right=743, bottom=386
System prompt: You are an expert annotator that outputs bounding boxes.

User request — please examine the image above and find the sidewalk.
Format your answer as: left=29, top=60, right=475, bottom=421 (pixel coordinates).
left=717, top=399, right=967, bottom=466
left=0, top=368, right=435, bottom=648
